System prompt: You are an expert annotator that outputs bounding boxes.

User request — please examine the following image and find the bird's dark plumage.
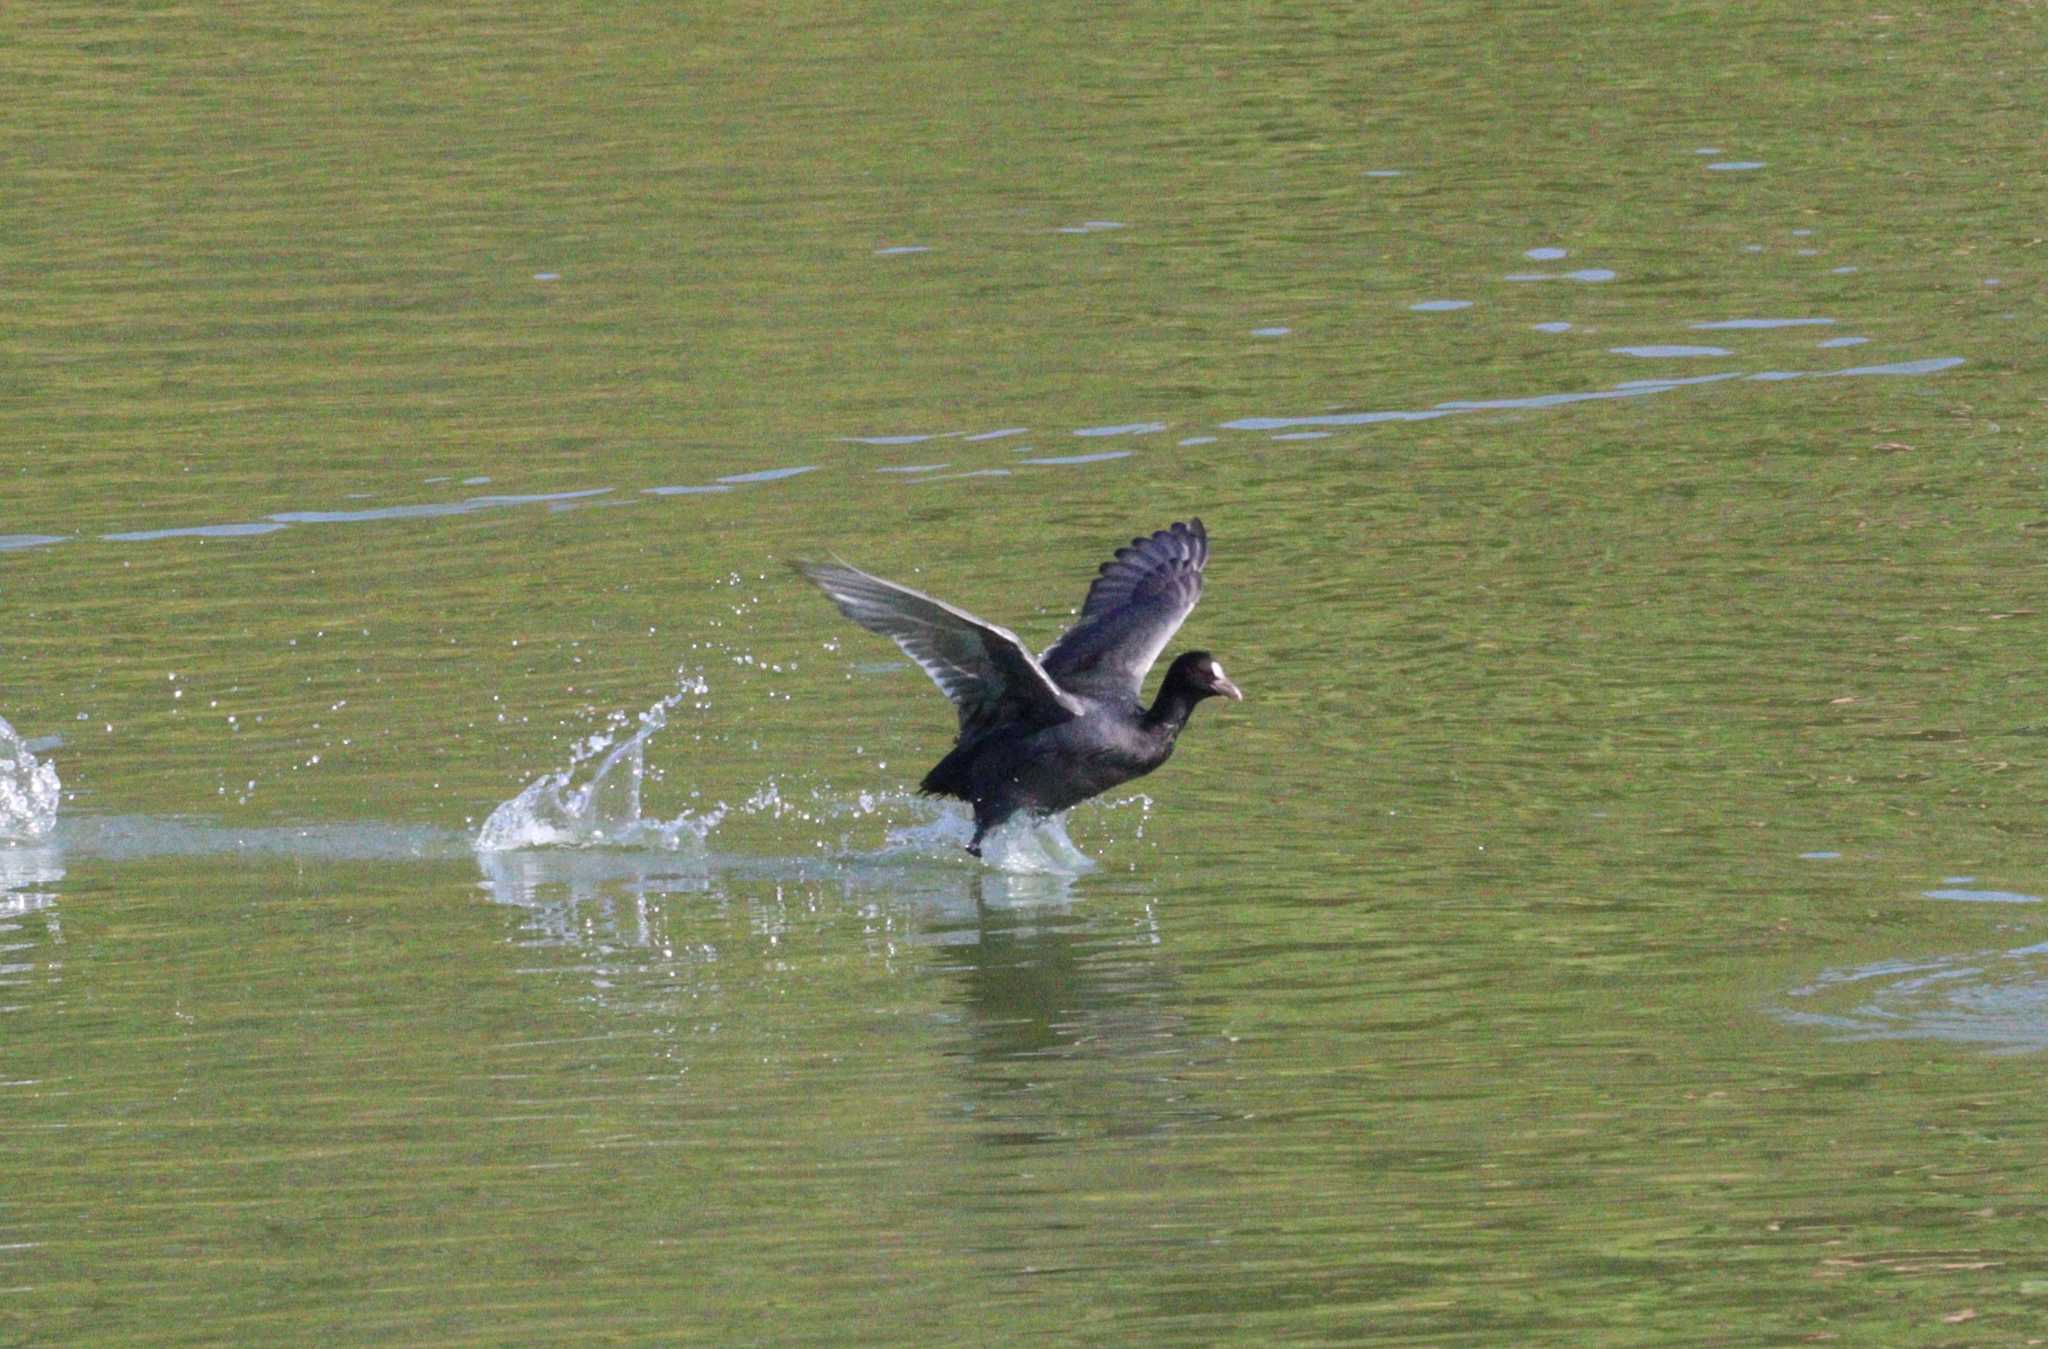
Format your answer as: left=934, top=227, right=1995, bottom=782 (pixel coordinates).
left=797, top=519, right=1240, bottom=855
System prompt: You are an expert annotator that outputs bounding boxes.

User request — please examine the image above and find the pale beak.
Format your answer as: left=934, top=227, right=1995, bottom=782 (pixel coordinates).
left=1216, top=674, right=1244, bottom=702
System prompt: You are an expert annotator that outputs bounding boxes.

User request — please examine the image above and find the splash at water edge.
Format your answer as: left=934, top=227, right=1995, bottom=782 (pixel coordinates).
left=0, top=714, right=60, bottom=842
left=474, top=674, right=721, bottom=853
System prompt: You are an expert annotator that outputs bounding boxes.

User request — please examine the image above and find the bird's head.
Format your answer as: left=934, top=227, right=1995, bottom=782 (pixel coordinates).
left=1167, top=650, right=1244, bottom=703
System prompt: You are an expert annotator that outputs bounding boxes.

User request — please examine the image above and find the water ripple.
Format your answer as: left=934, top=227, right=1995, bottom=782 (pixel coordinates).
left=1924, top=886, right=2040, bottom=904
left=1778, top=940, right=2048, bottom=1054
left=1506, top=269, right=1615, bottom=283
left=1691, top=318, right=1836, bottom=330
left=1017, top=451, right=1133, bottom=466
left=104, top=522, right=292, bottom=542
left=1831, top=356, right=1963, bottom=377
left=716, top=466, right=818, bottom=484
left=1219, top=410, right=1449, bottom=432
left=7, top=349, right=1968, bottom=554
left=1073, top=422, right=1166, bottom=438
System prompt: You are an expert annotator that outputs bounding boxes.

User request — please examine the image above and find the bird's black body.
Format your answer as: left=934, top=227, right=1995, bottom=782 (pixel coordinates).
left=919, top=649, right=1230, bottom=842
left=798, top=520, right=1240, bottom=855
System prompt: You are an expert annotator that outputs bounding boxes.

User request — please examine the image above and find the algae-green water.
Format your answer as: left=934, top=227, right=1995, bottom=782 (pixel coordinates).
left=5, top=3, right=2046, bottom=1341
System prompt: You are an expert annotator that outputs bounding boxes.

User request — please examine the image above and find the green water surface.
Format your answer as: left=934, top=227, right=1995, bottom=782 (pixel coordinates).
left=5, top=2, right=2046, bottom=1342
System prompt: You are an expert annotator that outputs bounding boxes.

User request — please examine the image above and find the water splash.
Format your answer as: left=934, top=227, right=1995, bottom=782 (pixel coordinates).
left=977, top=814, right=1099, bottom=876
left=0, top=715, right=60, bottom=842
left=474, top=674, right=721, bottom=853
left=827, top=794, right=1099, bottom=877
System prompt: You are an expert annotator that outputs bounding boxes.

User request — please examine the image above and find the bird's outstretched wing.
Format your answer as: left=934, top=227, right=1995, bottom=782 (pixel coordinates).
left=1039, top=519, right=1209, bottom=701
left=796, top=559, right=1086, bottom=734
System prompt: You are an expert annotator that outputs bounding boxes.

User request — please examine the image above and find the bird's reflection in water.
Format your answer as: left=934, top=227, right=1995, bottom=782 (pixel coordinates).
left=0, top=844, right=64, bottom=1008
left=476, top=845, right=711, bottom=953
left=476, top=849, right=1227, bottom=1143
left=918, top=877, right=1227, bottom=1146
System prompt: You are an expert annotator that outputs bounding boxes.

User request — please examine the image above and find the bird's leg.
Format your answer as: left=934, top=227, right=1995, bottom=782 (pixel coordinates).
left=967, top=809, right=995, bottom=858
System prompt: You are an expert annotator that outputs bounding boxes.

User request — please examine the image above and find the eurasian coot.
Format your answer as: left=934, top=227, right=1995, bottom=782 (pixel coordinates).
left=798, top=519, right=1241, bottom=855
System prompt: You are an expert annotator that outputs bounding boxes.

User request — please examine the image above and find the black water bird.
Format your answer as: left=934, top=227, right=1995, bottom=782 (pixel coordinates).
left=797, top=519, right=1241, bottom=855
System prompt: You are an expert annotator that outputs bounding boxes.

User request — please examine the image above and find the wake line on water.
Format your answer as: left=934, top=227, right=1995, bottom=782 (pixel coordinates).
left=1217, top=356, right=1965, bottom=430
left=1, top=354, right=1965, bottom=555
left=2, top=671, right=1114, bottom=880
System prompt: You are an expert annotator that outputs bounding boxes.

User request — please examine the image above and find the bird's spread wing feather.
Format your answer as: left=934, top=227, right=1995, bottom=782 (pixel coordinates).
left=796, top=559, right=1086, bottom=734
left=1039, top=519, right=1209, bottom=701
